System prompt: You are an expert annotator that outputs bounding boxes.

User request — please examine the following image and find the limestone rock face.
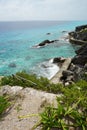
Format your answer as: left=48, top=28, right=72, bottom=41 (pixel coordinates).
left=0, top=85, right=23, bottom=96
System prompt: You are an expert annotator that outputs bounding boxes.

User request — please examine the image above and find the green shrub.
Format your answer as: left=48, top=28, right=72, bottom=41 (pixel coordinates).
left=0, top=96, right=11, bottom=118
left=37, top=99, right=87, bottom=130
left=34, top=81, right=87, bottom=130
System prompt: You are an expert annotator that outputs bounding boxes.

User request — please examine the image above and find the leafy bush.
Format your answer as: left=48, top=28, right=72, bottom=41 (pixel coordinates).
left=0, top=96, right=11, bottom=118
left=39, top=100, right=87, bottom=130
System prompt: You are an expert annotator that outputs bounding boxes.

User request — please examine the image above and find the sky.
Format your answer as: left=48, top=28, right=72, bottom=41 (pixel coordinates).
left=0, top=0, right=87, bottom=21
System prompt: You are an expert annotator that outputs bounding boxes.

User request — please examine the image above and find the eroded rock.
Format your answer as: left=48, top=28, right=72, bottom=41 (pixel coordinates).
left=0, top=85, right=23, bottom=96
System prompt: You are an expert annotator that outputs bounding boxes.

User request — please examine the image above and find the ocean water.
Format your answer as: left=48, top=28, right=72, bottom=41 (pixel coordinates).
left=0, top=21, right=87, bottom=79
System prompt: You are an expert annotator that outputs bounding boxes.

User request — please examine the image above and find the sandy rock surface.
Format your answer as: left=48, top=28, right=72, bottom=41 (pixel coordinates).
left=0, top=86, right=58, bottom=130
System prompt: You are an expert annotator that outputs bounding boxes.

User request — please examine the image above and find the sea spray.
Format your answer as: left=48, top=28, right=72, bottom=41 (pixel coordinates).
left=31, top=59, right=59, bottom=79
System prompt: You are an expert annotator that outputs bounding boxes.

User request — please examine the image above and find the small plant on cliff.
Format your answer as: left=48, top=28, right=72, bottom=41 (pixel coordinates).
left=0, top=96, right=11, bottom=118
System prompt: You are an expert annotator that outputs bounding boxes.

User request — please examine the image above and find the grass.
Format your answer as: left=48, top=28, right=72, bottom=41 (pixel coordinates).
left=0, top=96, right=11, bottom=118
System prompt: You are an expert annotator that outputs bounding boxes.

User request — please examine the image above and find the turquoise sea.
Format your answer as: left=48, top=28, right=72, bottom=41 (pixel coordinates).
left=0, top=21, right=87, bottom=79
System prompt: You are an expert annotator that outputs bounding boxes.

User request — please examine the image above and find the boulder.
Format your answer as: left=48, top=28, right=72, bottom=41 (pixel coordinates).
left=71, top=39, right=87, bottom=66
left=62, top=70, right=73, bottom=78
left=72, top=55, right=87, bottom=66
left=0, top=85, right=23, bottom=96
left=53, top=57, right=65, bottom=64
left=39, top=40, right=51, bottom=46
left=75, top=44, right=87, bottom=55
left=33, top=39, right=59, bottom=48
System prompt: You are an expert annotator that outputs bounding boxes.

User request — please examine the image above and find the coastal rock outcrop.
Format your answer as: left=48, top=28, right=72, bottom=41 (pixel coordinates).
left=60, top=25, right=87, bottom=85
left=69, top=24, right=87, bottom=44
left=72, top=40, right=87, bottom=65
left=53, top=57, right=65, bottom=67
left=75, top=25, right=87, bottom=32
left=33, top=39, right=59, bottom=48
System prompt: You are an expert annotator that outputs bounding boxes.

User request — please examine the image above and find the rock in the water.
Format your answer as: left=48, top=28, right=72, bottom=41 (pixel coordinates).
left=8, top=63, right=16, bottom=68
left=46, top=33, right=51, bottom=35
left=53, top=57, right=65, bottom=64
left=25, top=56, right=31, bottom=60
left=62, top=31, right=68, bottom=33
left=33, top=39, right=59, bottom=48
left=39, top=40, right=51, bottom=46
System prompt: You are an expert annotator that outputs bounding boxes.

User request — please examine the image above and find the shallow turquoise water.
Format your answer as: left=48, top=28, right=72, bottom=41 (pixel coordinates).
left=0, top=21, right=87, bottom=78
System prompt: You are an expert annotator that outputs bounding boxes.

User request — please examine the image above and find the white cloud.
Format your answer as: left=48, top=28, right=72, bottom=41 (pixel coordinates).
left=0, top=0, right=87, bottom=21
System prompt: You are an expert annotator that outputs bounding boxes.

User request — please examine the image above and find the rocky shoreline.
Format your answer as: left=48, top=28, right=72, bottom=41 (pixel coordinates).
left=51, top=24, right=87, bottom=85
left=31, top=25, right=87, bottom=85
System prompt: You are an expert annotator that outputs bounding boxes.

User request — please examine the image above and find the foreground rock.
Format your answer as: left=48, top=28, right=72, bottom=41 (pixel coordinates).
left=0, top=86, right=58, bottom=130
left=0, top=85, right=23, bottom=96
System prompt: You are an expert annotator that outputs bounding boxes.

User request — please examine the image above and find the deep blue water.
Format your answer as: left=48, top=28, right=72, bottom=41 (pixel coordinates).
left=0, top=21, right=87, bottom=78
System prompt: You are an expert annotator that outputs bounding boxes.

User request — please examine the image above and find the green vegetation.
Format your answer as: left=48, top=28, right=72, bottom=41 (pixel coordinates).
left=0, top=71, right=63, bottom=94
left=35, top=80, right=87, bottom=130
left=0, top=71, right=87, bottom=129
left=0, top=96, right=11, bottom=118
left=80, top=28, right=87, bottom=33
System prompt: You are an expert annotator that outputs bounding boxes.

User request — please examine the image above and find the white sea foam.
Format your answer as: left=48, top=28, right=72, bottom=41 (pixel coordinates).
left=32, top=59, right=59, bottom=80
